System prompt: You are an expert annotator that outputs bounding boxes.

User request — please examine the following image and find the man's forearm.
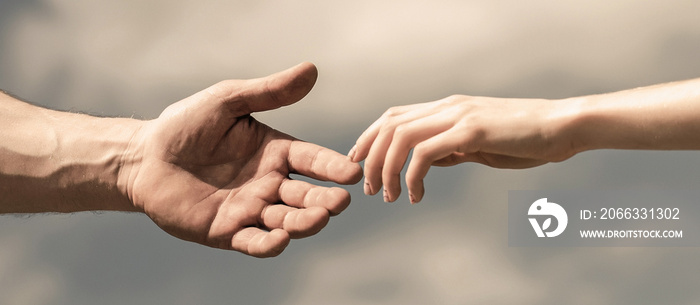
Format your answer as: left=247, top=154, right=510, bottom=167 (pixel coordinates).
left=0, top=92, right=142, bottom=213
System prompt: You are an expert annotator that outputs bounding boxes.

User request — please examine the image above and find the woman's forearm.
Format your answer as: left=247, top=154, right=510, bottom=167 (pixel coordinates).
left=566, top=78, right=700, bottom=153
left=0, top=92, right=142, bottom=213
left=351, top=77, right=700, bottom=203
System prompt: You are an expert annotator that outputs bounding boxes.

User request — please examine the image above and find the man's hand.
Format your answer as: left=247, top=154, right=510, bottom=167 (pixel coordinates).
left=119, top=63, right=362, bottom=257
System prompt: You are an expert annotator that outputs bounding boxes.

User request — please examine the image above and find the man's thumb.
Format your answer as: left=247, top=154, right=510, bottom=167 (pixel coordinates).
left=219, top=62, right=318, bottom=115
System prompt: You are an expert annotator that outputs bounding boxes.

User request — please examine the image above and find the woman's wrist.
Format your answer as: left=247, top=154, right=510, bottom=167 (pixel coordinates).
left=538, top=96, right=589, bottom=161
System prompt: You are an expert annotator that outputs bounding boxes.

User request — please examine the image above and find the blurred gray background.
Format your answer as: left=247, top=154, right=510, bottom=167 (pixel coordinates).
left=2, top=0, right=700, bottom=304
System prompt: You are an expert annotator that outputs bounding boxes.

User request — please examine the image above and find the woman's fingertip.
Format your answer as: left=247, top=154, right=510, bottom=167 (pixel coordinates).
left=409, top=192, right=417, bottom=204
left=417, top=184, right=425, bottom=203
left=347, top=145, right=357, bottom=161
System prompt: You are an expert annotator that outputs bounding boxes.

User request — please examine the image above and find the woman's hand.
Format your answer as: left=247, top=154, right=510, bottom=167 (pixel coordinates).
left=349, top=95, right=576, bottom=204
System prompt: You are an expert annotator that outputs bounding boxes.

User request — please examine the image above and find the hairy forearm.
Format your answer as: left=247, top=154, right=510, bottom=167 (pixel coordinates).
left=0, top=92, right=142, bottom=213
left=563, top=78, right=700, bottom=153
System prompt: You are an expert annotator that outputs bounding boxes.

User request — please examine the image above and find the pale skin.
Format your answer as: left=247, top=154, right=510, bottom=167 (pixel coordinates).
left=0, top=62, right=362, bottom=258
left=349, top=78, right=700, bottom=204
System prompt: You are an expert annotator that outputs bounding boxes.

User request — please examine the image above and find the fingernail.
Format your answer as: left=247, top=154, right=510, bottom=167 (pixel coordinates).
left=409, top=192, right=417, bottom=204
left=347, top=145, right=357, bottom=161
left=383, top=189, right=389, bottom=202
left=364, top=180, right=371, bottom=195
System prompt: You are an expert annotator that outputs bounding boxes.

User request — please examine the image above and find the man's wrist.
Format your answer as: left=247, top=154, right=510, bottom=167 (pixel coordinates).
left=116, top=119, right=146, bottom=213
left=49, top=111, right=144, bottom=213
left=0, top=93, right=145, bottom=213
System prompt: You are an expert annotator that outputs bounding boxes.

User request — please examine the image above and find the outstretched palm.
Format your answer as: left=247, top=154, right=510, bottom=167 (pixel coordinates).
left=122, top=63, right=361, bottom=257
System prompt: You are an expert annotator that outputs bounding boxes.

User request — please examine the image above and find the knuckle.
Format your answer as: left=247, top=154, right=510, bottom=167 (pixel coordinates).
left=405, top=167, right=424, bottom=190
left=376, top=123, right=397, bottom=141
left=445, top=94, right=461, bottom=102
left=328, top=188, right=351, bottom=215
left=382, top=163, right=400, bottom=178
left=210, top=79, right=229, bottom=90
left=411, top=144, right=431, bottom=163
left=442, top=94, right=462, bottom=105
left=384, top=107, right=401, bottom=117
left=405, top=168, right=417, bottom=181
left=263, top=78, right=284, bottom=105
left=393, top=124, right=407, bottom=137
left=412, top=143, right=426, bottom=158
left=208, top=80, right=235, bottom=97
left=392, top=125, right=410, bottom=144
left=462, top=124, right=484, bottom=144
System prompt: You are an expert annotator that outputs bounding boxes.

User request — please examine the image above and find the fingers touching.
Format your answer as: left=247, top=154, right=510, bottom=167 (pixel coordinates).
left=288, top=140, right=363, bottom=185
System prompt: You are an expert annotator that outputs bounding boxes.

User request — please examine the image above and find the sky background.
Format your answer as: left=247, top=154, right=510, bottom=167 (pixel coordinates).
left=2, top=0, right=700, bottom=304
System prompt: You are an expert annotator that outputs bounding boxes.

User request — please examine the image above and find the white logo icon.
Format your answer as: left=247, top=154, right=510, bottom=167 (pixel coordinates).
left=528, top=198, right=568, bottom=237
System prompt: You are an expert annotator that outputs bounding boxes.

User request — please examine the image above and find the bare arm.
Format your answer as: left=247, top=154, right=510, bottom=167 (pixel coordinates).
left=0, top=62, right=363, bottom=257
left=350, top=78, right=700, bottom=204
left=572, top=78, right=700, bottom=151
left=0, top=92, right=140, bottom=213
